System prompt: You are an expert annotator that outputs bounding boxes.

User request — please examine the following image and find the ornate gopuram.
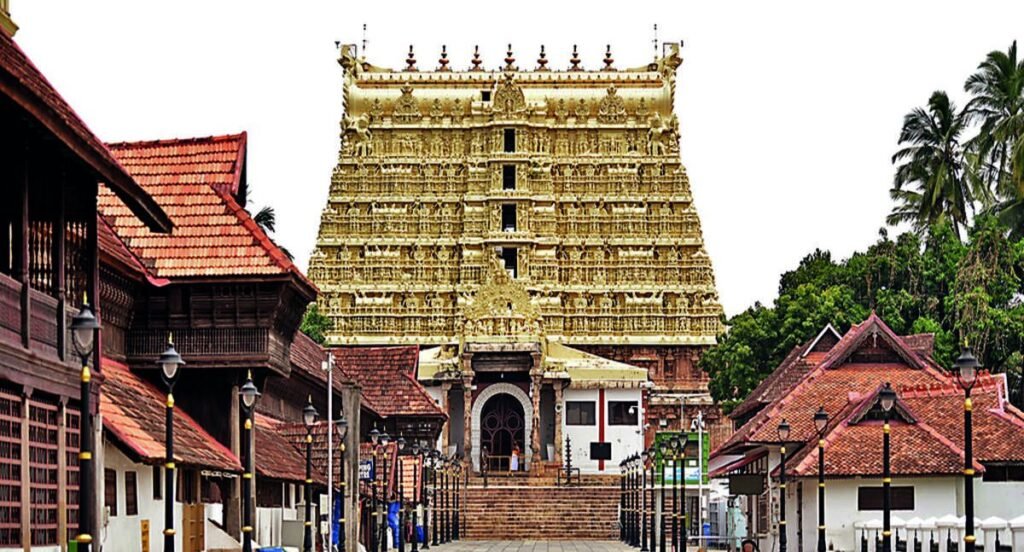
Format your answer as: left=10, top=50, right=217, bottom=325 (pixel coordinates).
left=309, top=43, right=727, bottom=474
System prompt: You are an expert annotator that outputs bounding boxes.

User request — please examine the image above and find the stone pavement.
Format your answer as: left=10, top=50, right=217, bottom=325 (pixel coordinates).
left=424, top=541, right=636, bottom=552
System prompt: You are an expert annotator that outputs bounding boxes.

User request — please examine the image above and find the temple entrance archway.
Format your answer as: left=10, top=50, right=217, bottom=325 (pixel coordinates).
left=471, top=382, right=532, bottom=472
left=480, top=394, right=525, bottom=469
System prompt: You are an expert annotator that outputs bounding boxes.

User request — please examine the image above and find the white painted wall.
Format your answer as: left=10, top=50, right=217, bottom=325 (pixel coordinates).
left=562, top=388, right=643, bottom=474
left=255, top=482, right=299, bottom=547
left=101, top=441, right=186, bottom=552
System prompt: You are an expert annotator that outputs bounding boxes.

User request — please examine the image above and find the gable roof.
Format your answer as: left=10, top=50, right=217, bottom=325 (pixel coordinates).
left=818, top=312, right=928, bottom=371
left=100, top=358, right=240, bottom=472
left=0, top=32, right=170, bottom=232
left=730, top=341, right=827, bottom=421
left=332, top=346, right=446, bottom=419
left=97, top=134, right=313, bottom=292
left=713, top=315, right=1024, bottom=476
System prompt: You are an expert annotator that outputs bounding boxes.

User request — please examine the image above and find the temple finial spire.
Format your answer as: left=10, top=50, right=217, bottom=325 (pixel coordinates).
left=438, top=45, right=450, bottom=71
left=470, top=45, right=483, bottom=71
left=569, top=44, right=582, bottom=71
left=603, top=44, right=615, bottom=70
left=536, top=45, right=549, bottom=71
left=404, top=45, right=417, bottom=72
left=504, top=44, right=516, bottom=71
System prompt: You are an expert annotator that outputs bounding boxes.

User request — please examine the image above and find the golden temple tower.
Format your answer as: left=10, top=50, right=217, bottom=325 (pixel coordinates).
left=310, top=43, right=724, bottom=394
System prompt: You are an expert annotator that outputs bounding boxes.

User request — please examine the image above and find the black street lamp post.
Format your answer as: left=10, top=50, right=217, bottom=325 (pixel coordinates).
left=430, top=450, right=440, bottom=546
left=620, top=458, right=626, bottom=542
left=670, top=441, right=679, bottom=552
left=421, top=446, right=430, bottom=551
left=658, top=442, right=667, bottom=552
left=676, top=436, right=687, bottom=552
left=631, top=455, right=639, bottom=547
left=239, top=373, right=261, bottom=552
left=641, top=451, right=650, bottom=552
left=302, top=397, right=319, bottom=552
left=368, top=428, right=381, bottom=552
left=379, top=432, right=391, bottom=552
left=880, top=382, right=897, bottom=552
left=647, top=448, right=657, bottom=552
left=158, top=339, right=185, bottom=552
left=814, top=406, right=829, bottom=552
left=71, top=303, right=100, bottom=552
left=453, top=459, right=461, bottom=541
left=397, top=436, right=407, bottom=552
left=777, top=419, right=791, bottom=552
left=955, top=348, right=981, bottom=552
left=338, top=413, right=348, bottom=552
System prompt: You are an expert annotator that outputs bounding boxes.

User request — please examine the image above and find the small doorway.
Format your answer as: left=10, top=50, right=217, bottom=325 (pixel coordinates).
left=480, top=394, right=525, bottom=472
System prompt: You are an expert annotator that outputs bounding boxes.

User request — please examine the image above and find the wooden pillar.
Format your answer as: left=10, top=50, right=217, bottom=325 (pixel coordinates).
left=461, top=378, right=472, bottom=463
left=16, top=148, right=29, bottom=348
left=53, top=173, right=66, bottom=361
left=553, top=383, right=564, bottom=465
left=226, top=382, right=242, bottom=538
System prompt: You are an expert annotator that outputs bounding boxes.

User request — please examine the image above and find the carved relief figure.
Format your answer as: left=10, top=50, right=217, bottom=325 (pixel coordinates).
left=393, top=85, right=422, bottom=123
left=342, top=114, right=373, bottom=156
left=598, top=86, right=627, bottom=123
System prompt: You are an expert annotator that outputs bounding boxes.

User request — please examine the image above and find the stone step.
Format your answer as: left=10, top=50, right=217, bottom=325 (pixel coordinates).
left=463, top=485, right=621, bottom=540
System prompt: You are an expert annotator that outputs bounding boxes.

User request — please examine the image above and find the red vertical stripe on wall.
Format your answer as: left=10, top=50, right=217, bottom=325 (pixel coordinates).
left=598, top=389, right=606, bottom=471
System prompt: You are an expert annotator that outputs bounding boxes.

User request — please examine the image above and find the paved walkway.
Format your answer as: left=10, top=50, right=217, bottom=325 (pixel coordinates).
left=424, top=542, right=635, bottom=552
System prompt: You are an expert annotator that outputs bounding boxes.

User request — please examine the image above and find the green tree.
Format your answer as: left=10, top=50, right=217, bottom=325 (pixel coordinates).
left=888, top=91, right=973, bottom=238
left=300, top=303, right=332, bottom=345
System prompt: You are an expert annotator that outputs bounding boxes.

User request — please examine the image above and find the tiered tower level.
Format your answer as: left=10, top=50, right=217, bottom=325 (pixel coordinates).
left=310, top=44, right=724, bottom=388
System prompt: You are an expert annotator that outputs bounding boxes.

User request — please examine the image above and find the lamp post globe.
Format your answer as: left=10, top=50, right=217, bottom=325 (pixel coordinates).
left=70, top=303, right=100, bottom=552
left=70, top=303, right=100, bottom=358
left=370, top=427, right=380, bottom=445
left=158, top=341, right=185, bottom=383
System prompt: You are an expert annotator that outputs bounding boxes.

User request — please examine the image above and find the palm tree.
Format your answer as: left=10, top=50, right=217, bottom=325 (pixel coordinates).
left=964, top=41, right=1024, bottom=237
left=888, top=91, right=973, bottom=239
left=250, top=204, right=293, bottom=260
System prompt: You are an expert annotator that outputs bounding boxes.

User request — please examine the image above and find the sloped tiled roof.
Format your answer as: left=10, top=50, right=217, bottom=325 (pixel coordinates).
left=730, top=341, right=825, bottom=420
left=97, top=134, right=312, bottom=288
left=788, top=420, right=980, bottom=477
left=100, top=358, right=240, bottom=472
left=0, top=32, right=170, bottom=232
left=253, top=413, right=325, bottom=484
left=332, top=346, right=446, bottom=419
left=713, top=315, right=1024, bottom=477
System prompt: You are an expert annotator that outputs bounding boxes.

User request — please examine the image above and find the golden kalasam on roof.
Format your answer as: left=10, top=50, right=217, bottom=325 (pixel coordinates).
left=309, top=44, right=723, bottom=346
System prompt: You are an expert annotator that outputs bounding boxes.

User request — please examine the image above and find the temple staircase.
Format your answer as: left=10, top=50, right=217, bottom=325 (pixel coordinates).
left=462, top=474, right=620, bottom=540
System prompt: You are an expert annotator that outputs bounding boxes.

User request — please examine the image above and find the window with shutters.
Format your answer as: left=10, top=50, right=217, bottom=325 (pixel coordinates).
left=0, top=390, right=21, bottom=546
left=104, top=469, right=117, bottom=517
left=28, top=399, right=59, bottom=545
left=125, top=472, right=138, bottom=516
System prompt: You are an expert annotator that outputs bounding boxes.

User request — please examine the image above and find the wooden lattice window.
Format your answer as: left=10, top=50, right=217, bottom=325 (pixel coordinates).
left=65, top=405, right=80, bottom=541
left=28, top=399, right=59, bottom=545
left=0, top=390, right=22, bottom=546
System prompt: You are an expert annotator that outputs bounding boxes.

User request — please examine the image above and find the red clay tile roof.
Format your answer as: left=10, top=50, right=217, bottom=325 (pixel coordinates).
left=96, top=134, right=313, bottom=290
left=253, top=413, right=325, bottom=484
left=730, top=343, right=825, bottom=420
left=100, top=358, right=240, bottom=472
left=277, top=420, right=343, bottom=487
left=788, top=420, right=981, bottom=477
left=0, top=33, right=170, bottom=232
left=98, top=215, right=170, bottom=286
left=713, top=315, right=1024, bottom=477
left=288, top=333, right=380, bottom=417
left=331, top=347, right=446, bottom=419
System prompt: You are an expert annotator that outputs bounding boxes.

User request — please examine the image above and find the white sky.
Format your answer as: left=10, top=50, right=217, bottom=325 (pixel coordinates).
left=12, top=1, right=1024, bottom=316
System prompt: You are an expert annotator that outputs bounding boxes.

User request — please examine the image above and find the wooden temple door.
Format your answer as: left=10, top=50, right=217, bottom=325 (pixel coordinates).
left=480, top=394, right=525, bottom=471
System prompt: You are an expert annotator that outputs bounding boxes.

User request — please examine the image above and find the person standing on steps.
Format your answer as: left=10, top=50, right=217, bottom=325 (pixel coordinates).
left=510, top=444, right=520, bottom=472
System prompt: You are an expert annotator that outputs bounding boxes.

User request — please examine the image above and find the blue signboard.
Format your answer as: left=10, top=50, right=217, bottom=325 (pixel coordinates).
left=359, top=458, right=375, bottom=481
